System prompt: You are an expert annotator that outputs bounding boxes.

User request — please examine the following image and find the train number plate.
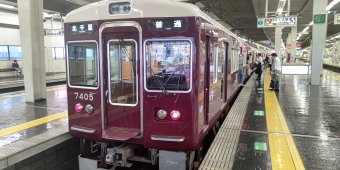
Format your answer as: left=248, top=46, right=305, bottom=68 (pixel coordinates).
left=74, top=92, right=94, bottom=101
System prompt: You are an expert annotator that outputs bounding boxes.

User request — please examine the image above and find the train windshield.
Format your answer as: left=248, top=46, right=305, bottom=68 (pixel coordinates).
left=67, top=42, right=98, bottom=87
left=145, top=40, right=191, bottom=91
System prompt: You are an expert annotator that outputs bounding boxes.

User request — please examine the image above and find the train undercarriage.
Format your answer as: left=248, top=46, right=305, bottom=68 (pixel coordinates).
left=78, top=140, right=197, bottom=170
left=78, top=109, right=231, bottom=170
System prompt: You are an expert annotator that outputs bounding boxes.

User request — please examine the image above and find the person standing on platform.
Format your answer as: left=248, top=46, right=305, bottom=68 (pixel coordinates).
left=257, top=53, right=263, bottom=67
left=270, top=53, right=281, bottom=91
left=254, top=58, right=262, bottom=81
left=268, top=54, right=273, bottom=71
left=238, top=54, right=244, bottom=86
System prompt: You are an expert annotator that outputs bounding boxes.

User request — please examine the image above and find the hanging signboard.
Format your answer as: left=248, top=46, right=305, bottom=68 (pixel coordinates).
left=334, top=14, right=340, bottom=25
left=257, top=16, right=297, bottom=28
left=44, top=29, right=64, bottom=36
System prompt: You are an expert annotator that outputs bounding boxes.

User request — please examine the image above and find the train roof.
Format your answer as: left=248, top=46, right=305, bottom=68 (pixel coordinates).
left=64, top=0, right=240, bottom=40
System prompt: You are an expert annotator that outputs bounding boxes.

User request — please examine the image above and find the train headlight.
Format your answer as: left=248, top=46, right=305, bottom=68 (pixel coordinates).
left=85, top=104, right=94, bottom=114
left=157, top=109, right=167, bottom=119
left=170, top=110, right=180, bottom=120
left=75, top=103, right=83, bottom=112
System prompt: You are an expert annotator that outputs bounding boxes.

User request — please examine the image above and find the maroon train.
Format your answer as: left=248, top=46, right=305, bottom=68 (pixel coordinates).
left=64, top=0, right=258, bottom=169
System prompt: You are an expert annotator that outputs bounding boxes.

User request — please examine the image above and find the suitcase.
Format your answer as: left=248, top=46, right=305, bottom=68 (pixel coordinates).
left=270, top=74, right=279, bottom=89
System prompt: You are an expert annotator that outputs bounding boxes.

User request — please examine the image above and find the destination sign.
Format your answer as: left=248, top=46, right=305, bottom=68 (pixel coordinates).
left=150, top=19, right=187, bottom=31
left=69, top=22, right=94, bottom=34
left=257, top=16, right=297, bottom=28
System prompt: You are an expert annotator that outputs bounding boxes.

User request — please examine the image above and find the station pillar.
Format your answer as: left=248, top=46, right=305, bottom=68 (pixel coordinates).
left=310, top=0, right=328, bottom=85
left=286, top=33, right=291, bottom=62
left=275, top=27, right=282, bottom=60
left=291, top=27, right=297, bottom=61
left=18, top=0, right=46, bottom=103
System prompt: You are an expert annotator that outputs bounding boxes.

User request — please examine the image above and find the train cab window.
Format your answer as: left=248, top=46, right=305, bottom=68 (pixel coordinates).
left=108, top=40, right=137, bottom=105
left=145, top=40, right=191, bottom=91
left=67, top=42, right=98, bottom=88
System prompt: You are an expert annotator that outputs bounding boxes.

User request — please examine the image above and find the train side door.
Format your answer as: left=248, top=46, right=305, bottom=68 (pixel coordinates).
left=222, top=42, right=228, bottom=103
left=100, top=22, right=142, bottom=141
left=204, top=35, right=211, bottom=124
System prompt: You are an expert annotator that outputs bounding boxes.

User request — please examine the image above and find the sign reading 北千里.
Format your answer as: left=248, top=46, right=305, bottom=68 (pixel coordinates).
left=257, top=16, right=297, bottom=28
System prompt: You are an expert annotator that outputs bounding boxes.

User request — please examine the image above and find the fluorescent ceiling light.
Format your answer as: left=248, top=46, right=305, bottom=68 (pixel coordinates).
left=302, top=27, right=309, bottom=32
left=309, top=21, right=313, bottom=25
left=326, top=0, right=340, bottom=11
left=0, top=3, right=14, bottom=9
left=43, top=12, right=48, bottom=15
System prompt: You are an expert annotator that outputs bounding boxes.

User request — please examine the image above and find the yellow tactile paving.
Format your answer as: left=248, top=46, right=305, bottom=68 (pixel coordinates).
left=264, top=71, right=305, bottom=170
left=322, top=71, right=340, bottom=81
left=0, top=86, right=66, bottom=99
left=0, top=111, right=67, bottom=137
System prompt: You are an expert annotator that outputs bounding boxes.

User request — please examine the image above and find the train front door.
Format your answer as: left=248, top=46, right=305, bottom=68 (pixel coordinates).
left=100, top=22, right=142, bottom=141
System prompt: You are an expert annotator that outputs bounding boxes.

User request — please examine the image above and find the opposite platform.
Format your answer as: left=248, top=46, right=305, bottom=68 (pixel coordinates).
left=0, top=85, right=76, bottom=169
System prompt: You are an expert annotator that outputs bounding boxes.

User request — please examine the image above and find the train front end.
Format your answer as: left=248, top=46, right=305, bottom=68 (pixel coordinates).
left=64, top=0, right=203, bottom=169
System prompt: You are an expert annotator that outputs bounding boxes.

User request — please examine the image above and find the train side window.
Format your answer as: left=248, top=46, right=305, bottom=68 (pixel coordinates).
left=212, top=43, right=218, bottom=84
left=67, top=42, right=98, bottom=88
left=108, top=40, right=137, bottom=105
left=145, top=40, right=191, bottom=91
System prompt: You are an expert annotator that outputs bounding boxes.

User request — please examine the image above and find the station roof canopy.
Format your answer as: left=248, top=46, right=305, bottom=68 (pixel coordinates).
left=1, top=0, right=340, bottom=49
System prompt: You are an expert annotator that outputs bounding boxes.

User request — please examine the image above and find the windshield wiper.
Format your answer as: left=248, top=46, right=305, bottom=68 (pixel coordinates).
left=147, top=67, right=168, bottom=95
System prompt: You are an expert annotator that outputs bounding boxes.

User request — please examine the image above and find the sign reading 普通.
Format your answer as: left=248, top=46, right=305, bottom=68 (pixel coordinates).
left=257, top=16, right=297, bottom=28
left=150, top=19, right=187, bottom=31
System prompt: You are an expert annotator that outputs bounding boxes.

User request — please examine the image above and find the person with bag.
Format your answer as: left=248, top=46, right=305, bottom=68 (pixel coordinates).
left=270, top=53, right=281, bottom=91
left=253, top=59, right=262, bottom=81
left=238, top=54, right=245, bottom=86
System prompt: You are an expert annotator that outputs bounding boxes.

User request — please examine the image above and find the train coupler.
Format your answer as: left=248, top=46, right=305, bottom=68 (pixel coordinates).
left=105, top=144, right=137, bottom=167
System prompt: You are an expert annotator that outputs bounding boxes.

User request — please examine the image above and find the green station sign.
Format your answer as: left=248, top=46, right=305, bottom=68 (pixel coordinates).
left=254, top=142, right=267, bottom=151
left=254, top=110, right=265, bottom=116
left=314, top=14, right=326, bottom=23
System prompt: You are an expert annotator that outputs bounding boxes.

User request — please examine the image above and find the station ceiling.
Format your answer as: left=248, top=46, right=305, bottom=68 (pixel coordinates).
left=1, top=0, right=340, bottom=49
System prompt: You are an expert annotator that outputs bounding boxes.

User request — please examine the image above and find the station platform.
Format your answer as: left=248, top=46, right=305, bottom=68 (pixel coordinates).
left=0, top=84, right=80, bottom=170
left=0, top=73, right=66, bottom=92
left=200, top=70, right=340, bottom=170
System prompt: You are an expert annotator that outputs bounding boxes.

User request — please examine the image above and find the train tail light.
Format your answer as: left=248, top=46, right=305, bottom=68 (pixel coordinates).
left=85, top=104, right=94, bottom=114
left=157, top=109, right=167, bottom=119
left=75, top=103, right=83, bottom=112
left=170, top=110, right=180, bottom=120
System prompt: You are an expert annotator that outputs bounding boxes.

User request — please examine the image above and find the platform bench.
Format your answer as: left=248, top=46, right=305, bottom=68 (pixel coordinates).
left=0, top=68, right=20, bottom=79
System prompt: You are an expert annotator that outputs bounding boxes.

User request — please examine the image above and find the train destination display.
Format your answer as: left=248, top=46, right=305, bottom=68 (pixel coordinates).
left=257, top=16, right=297, bottom=28
left=150, top=19, right=187, bottom=31
left=69, top=22, right=94, bottom=34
